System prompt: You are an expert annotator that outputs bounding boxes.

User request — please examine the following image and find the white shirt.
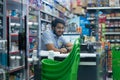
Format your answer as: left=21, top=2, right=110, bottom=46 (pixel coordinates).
left=41, top=30, right=69, bottom=50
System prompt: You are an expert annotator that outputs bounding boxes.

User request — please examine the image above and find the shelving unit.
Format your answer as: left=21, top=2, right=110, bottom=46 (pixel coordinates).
left=105, top=13, right=120, bottom=46
left=87, top=7, right=120, bottom=10
left=87, top=6, right=120, bottom=78
left=2, top=0, right=72, bottom=80
left=86, top=8, right=98, bottom=39
left=27, top=1, right=41, bottom=79
left=6, top=0, right=27, bottom=80
left=0, top=0, right=7, bottom=79
left=40, top=0, right=71, bottom=33
left=9, top=66, right=24, bottom=73
left=0, top=0, right=6, bottom=39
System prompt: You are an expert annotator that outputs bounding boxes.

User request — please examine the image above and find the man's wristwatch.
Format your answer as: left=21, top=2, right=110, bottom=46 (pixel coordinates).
left=65, top=47, right=69, bottom=52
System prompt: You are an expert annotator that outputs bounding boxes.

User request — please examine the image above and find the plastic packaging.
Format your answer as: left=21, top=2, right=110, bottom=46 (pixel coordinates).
left=48, top=50, right=54, bottom=60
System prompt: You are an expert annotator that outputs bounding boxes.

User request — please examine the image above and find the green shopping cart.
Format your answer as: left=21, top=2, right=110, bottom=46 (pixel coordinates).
left=112, top=46, right=120, bottom=80
left=41, top=38, right=81, bottom=80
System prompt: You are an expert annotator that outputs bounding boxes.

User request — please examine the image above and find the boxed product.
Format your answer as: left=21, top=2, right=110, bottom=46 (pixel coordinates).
left=80, top=0, right=88, bottom=7
left=72, top=7, right=85, bottom=15
left=115, top=0, right=120, bottom=7
left=109, top=0, right=120, bottom=7
left=87, top=0, right=96, bottom=7
left=71, top=1, right=77, bottom=9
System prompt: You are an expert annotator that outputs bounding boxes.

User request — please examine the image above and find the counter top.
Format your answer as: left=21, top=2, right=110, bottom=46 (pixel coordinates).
left=39, top=50, right=97, bottom=58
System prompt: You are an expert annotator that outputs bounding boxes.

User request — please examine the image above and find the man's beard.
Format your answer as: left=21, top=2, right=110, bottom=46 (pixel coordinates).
left=53, top=30, right=63, bottom=37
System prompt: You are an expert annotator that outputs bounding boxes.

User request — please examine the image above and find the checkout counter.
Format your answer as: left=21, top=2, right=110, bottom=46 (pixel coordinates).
left=39, top=47, right=107, bottom=80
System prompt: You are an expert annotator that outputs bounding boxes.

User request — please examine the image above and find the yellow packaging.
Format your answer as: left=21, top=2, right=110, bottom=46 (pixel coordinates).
left=72, top=7, right=85, bottom=15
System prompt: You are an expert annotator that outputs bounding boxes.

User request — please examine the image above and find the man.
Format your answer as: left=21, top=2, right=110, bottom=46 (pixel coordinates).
left=41, top=18, right=72, bottom=53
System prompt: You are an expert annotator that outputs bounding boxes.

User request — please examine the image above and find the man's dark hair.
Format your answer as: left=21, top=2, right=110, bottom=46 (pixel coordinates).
left=51, top=18, right=65, bottom=27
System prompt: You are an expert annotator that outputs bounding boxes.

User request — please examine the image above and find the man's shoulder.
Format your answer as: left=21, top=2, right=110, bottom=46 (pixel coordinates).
left=59, top=35, right=64, bottom=38
left=43, top=30, right=51, bottom=33
left=43, top=30, right=53, bottom=35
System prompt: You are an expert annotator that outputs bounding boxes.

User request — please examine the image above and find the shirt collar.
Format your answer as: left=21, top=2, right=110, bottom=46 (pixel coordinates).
left=51, top=30, right=61, bottom=39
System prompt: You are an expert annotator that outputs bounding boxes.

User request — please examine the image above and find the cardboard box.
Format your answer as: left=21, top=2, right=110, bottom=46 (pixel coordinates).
left=72, top=7, right=85, bottom=15
left=87, top=0, right=96, bottom=7
left=109, top=0, right=116, bottom=7
left=72, top=1, right=77, bottom=9
left=115, top=0, right=120, bottom=7
left=81, top=0, right=87, bottom=7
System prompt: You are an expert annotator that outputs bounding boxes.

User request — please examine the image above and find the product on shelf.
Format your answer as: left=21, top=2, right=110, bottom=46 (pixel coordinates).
left=87, top=0, right=96, bottom=7
left=109, top=0, right=120, bottom=7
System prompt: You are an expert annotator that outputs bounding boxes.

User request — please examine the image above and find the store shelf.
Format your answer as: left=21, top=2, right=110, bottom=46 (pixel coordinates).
left=42, top=0, right=69, bottom=13
left=9, top=16, right=21, bottom=23
left=9, top=16, right=22, bottom=20
left=105, top=32, right=120, bottom=35
left=29, top=75, right=34, bottom=80
left=107, top=39, right=120, bottom=43
left=29, top=35, right=37, bottom=37
left=29, top=49, right=33, bottom=52
left=40, top=10, right=51, bottom=15
left=107, top=17, right=120, bottom=20
left=108, top=70, right=112, bottom=73
left=54, top=0, right=71, bottom=12
left=42, top=0, right=64, bottom=13
left=87, top=17, right=96, bottom=20
left=11, top=33, right=18, bottom=36
left=87, top=7, right=120, bottom=10
left=64, top=15, right=71, bottom=19
left=0, top=40, right=7, bottom=42
left=9, top=64, right=33, bottom=74
left=29, top=5, right=39, bottom=10
left=29, top=27, right=38, bottom=30
left=9, top=66, right=24, bottom=73
left=28, top=22, right=38, bottom=25
left=40, top=10, right=64, bottom=20
left=29, top=19, right=37, bottom=22
left=42, top=0, right=53, bottom=7
left=41, top=18, right=51, bottom=23
left=40, top=10, right=55, bottom=17
left=9, top=49, right=33, bottom=54
left=7, top=0, right=26, bottom=5
left=10, top=23, right=20, bottom=26
left=10, top=51, right=19, bottom=54
left=42, top=0, right=71, bottom=13
left=29, top=12, right=38, bottom=16
left=105, top=26, right=120, bottom=28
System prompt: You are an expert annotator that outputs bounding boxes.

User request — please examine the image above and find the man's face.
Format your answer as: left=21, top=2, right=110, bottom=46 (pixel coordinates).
left=54, top=23, right=65, bottom=36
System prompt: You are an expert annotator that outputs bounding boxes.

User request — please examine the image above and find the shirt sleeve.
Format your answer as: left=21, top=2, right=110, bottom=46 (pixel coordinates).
left=62, top=36, right=70, bottom=45
left=42, top=31, right=54, bottom=45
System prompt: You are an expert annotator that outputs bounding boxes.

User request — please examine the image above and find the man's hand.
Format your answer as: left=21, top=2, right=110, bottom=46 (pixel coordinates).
left=46, top=44, right=68, bottom=53
left=59, top=48, right=68, bottom=53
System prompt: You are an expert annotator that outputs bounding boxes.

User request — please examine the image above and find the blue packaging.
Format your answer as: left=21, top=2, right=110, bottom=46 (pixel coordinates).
left=11, top=10, right=17, bottom=16
left=1, top=53, right=7, bottom=67
left=79, top=16, right=90, bottom=36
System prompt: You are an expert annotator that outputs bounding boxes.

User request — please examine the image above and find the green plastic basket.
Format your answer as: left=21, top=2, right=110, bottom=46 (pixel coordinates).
left=112, top=46, right=120, bottom=59
left=41, top=38, right=81, bottom=80
left=112, top=46, right=120, bottom=80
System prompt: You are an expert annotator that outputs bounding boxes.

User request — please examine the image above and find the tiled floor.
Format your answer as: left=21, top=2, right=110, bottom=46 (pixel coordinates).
left=106, top=78, right=113, bottom=80
left=107, top=72, right=113, bottom=80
